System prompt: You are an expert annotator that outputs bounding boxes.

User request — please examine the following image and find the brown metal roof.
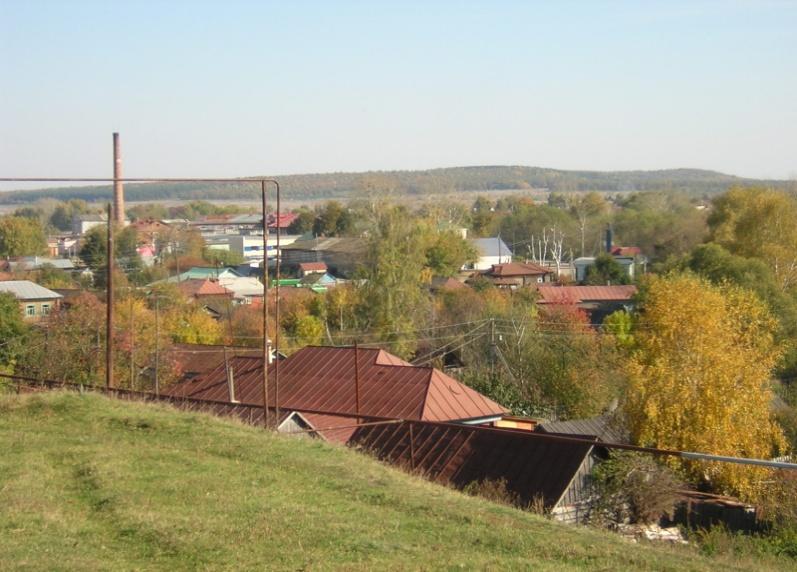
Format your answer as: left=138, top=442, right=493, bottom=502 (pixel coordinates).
left=163, top=346, right=507, bottom=422
left=175, top=279, right=234, bottom=299
left=536, top=285, right=637, bottom=304
left=168, top=344, right=262, bottom=378
left=348, top=420, right=597, bottom=509
left=488, top=262, right=552, bottom=277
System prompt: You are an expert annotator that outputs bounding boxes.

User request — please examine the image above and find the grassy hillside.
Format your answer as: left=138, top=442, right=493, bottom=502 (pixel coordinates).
left=0, top=391, right=786, bottom=571
left=1, top=165, right=792, bottom=205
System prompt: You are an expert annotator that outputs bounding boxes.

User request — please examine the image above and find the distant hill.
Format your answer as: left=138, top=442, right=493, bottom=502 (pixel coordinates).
left=0, top=165, right=792, bottom=204
left=0, top=391, right=785, bottom=570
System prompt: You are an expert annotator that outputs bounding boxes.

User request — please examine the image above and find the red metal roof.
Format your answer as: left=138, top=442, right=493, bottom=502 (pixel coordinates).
left=163, top=346, right=507, bottom=422
left=267, top=212, right=298, bottom=229
left=536, top=285, right=637, bottom=304
left=610, top=246, right=642, bottom=256
left=175, top=279, right=234, bottom=299
left=298, top=262, right=328, bottom=272
left=348, top=420, right=597, bottom=509
left=488, top=262, right=552, bottom=277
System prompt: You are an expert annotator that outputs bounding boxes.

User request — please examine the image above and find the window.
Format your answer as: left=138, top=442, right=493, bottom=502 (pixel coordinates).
left=26, top=305, right=35, bottom=317
left=42, top=304, right=50, bottom=315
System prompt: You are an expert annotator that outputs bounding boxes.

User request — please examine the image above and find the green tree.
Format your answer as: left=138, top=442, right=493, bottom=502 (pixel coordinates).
left=287, top=207, right=316, bottom=234
left=425, top=230, right=476, bottom=277
left=0, top=292, right=28, bottom=375
left=709, top=187, right=797, bottom=291
left=0, top=216, right=47, bottom=257
left=585, top=253, right=629, bottom=285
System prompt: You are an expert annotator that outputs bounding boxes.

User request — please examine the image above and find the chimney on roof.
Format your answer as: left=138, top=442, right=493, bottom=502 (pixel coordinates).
left=112, top=132, right=125, bottom=225
left=605, top=224, right=613, bottom=254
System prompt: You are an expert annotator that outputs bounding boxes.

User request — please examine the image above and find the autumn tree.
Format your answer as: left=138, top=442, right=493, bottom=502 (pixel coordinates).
left=624, top=273, right=787, bottom=500
left=0, top=216, right=47, bottom=257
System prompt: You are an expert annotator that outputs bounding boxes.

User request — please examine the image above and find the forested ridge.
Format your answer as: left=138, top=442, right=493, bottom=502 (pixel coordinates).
left=1, top=165, right=792, bottom=204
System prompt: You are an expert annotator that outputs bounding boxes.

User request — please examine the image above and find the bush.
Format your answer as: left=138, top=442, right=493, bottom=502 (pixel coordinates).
left=590, top=451, right=684, bottom=525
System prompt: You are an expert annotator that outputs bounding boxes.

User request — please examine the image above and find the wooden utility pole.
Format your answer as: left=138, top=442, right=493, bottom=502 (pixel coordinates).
left=354, top=342, right=361, bottom=424
left=154, top=297, right=160, bottom=396
left=261, top=181, right=270, bottom=428
left=105, top=203, right=114, bottom=389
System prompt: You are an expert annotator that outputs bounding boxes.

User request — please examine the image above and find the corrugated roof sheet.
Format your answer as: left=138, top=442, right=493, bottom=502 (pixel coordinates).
left=0, top=280, right=63, bottom=301
left=175, top=279, right=234, bottom=298
left=348, top=420, right=596, bottom=509
left=469, top=237, right=512, bottom=258
left=488, top=262, right=551, bottom=277
left=163, top=346, right=507, bottom=422
left=299, top=262, right=328, bottom=272
left=536, top=285, right=637, bottom=304
left=536, top=414, right=629, bottom=444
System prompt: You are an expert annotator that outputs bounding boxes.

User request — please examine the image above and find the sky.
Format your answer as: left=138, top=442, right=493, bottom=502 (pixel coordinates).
left=1, top=0, right=796, bottom=190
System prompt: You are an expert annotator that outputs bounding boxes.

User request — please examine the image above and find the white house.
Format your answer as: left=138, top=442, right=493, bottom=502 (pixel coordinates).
left=464, top=237, right=512, bottom=271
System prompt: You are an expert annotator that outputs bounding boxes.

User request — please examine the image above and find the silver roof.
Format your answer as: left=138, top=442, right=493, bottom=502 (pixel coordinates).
left=0, top=280, right=64, bottom=300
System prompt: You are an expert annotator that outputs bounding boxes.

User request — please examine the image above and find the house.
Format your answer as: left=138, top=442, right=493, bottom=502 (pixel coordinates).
left=574, top=226, right=647, bottom=283
left=71, top=213, right=108, bottom=235
left=160, top=266, right=243, bottom=283
left=536, top=285, right=637, bottom=324
left=535, top=414, right=629, bottom=445
left=267, top=212, right=298, bottom=235
left=163, top=345, right=508, bottom=440
left=464, top=237, right=512, bottom=271
left=0, top=280, right=63, bottom=321
left=7, top=256, right=75, bottom=272
left=175, top=279, right=235, bottom=303
left=280, top=237, right=367, bottom=277
left=347, top=419, right=604, bottom=523
left=298, top=261, right=328, bottom=276
left=480, top=261, right=554, bottom=288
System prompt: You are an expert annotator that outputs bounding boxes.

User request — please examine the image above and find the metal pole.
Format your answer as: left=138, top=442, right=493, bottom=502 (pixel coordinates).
left=354, top=342, right=361, bottom=424
left=275, top=181, right=281, bottom=422
left=154, top=297, right=160, bottom=396
left=129, top=294, right=135, bottom=390
left=409, top=422, right=416, bottom=471
left=261, top=181, right=270, bottom=428
left=106, top=203, right=114, bottom=389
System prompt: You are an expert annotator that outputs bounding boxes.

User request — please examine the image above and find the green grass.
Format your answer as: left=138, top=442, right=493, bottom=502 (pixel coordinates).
left=0, top=391, right=787, bottom=571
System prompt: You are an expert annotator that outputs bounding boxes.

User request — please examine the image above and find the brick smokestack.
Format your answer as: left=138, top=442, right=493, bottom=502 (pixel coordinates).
left=112, top=132, right=125, bottom=224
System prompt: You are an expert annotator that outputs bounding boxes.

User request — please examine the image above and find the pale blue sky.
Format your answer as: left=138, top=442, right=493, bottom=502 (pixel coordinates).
left=1, top=0, right=795, bottom=188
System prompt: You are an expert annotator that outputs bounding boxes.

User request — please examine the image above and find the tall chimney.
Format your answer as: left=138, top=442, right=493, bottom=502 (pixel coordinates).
left=112, top=132, right=125, bottom=224
left=605, top=224, right=613, bottom=254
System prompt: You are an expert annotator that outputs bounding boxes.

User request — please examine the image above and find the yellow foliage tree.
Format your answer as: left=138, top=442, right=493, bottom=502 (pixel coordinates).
left=624, top=273, right=787, bottom=500
left=165, top=306, right=223, bottom=345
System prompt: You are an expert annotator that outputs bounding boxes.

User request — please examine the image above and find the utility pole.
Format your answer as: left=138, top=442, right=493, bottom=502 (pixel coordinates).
left=129, top=294, right=135, bottom=390
left=261, top=180, right=270, bottom=428
left=106, top=203, right=114, bottom=389
left=354, top=342, right=361, bottom=424
left=274, top=184, right=282, bottom=423
left=154, top=296, right=160, bottom=396
left=490, top=317, right=496, bottom=379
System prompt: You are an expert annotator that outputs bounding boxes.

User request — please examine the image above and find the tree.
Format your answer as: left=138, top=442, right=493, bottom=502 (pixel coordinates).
left=287, top=207, right=316, bottom=234
left=709, top=187, right=797, bottom=291
left=568, top=192, right=607, bottom=256
left=0, top=293, right=28, bottom=375
left=425, top=230, right=476, bottom=277
left=355, top=205, right=432, bottom=358
left=0, top=216, right=47, bottom=257
left=584, top=253, right=629, bottom=285
left=624, top=274, right=787, bottom=500
left=313, top=201, right=352, bottom=237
